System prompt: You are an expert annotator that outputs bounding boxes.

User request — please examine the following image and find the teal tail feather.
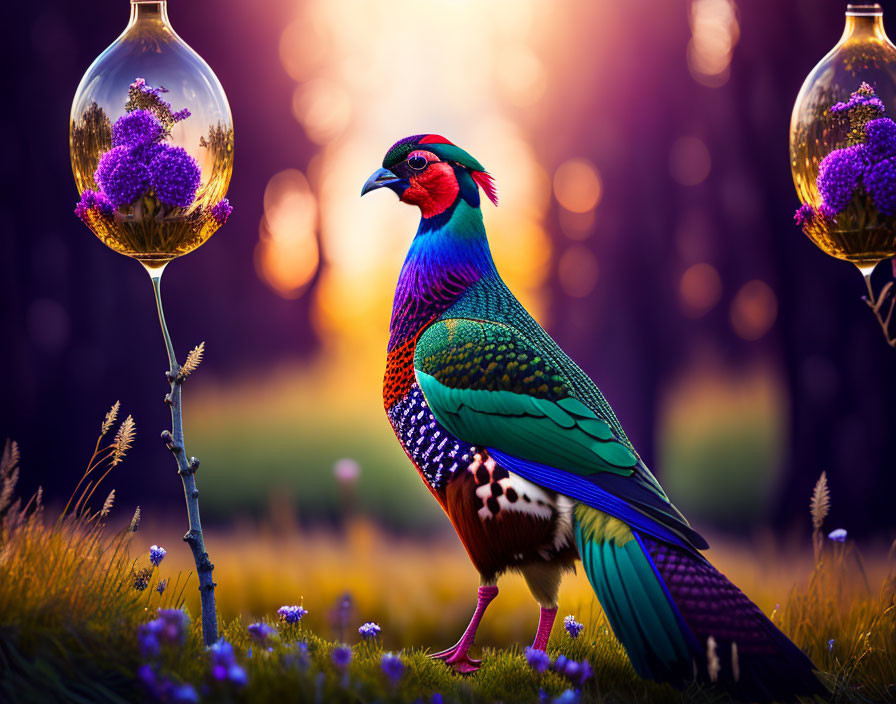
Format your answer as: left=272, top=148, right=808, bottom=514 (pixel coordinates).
left=574, top=506, right=826, bottom=702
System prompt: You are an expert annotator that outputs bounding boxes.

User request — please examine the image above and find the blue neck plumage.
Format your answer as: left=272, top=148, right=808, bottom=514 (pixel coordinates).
left=388, top=197, right=497, bottom=350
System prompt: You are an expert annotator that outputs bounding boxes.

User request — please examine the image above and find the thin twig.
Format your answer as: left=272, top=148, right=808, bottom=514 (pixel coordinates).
left=862, top=273, right=896, bottom=348
left=149, top=272, right=218, bottom=645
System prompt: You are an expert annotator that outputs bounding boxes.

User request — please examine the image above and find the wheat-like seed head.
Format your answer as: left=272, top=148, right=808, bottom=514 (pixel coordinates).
left=810, top=472, right=830, bottom=531
left=0, top=440, right=21, bottom=515
left=180, top=342, right=205, bottom=379
left=101, top=401, right=120, bottom=436
left=128, top=506, right=141, bottom=533
left=101, top=490, right=115, bottom=518
left=111, top=416, right=136, bottom=467
left=731, top=641, right=739, bottom=683
left=706, top=635, right=720, bottom=682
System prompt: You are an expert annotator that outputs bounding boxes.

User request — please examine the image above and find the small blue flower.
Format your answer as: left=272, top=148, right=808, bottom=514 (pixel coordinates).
left=277, top=604, right=308, bottom=623
left=525, top=646, right=552, bottom=673
left=828, top=638, right=835, bottom=652
left=156, top=578, right=168, bottom=595
left=564, top=615, right=584, bottom=639
left=171, top=683, right=199, bottom=703
left=149, top=545, right=167, bottom=567
left=381, top=652, right=405, bottom=685
left=227, top=664, right=248, bottom=688
left=332, top=645, right=352, bottom=669
left=827, top=528, right=848, bottom=542
left=431, top=694, right=444, bottom=704
left=359, top=622, right=382, bottom=639
left=247, top=622, right=276, bottom=644
left=552, top=689, right=582, bottom=704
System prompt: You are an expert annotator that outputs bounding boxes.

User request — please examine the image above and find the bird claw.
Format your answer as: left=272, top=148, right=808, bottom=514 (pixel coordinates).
left=429, top=645, right=482, bottom=673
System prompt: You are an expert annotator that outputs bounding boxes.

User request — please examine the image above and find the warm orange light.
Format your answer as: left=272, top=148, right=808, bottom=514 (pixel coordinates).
left=291, top=79, right=352, bottom=145
left=553, top=158, right=602, bottom=213
left=688, top=0, right=740, bottom=87
left=679, top=262, right=722, bottom=318
left=256, top=170, right=320, bottom=299
left=730, top=279, right=777, bottom=340
left=557, top=245, right=599, bottom=298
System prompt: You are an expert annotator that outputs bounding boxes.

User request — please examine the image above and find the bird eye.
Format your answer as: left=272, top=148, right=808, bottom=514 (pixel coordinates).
left=407, top=155, right=428, bottom=171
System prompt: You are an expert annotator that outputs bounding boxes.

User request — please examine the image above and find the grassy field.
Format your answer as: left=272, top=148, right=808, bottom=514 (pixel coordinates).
left=2, top=411, right=895, bottom=703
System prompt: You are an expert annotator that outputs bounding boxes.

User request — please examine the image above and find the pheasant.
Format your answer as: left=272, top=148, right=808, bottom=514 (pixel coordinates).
left=362, top=134, right=824, bottom=701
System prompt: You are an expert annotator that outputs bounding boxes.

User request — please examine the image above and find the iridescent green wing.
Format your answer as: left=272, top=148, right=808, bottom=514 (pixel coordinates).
left=414, top=318, right=639, bottom=475
left=414, top=317, right=707, bottom=550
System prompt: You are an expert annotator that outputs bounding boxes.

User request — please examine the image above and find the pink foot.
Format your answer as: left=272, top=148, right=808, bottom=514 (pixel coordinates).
left=430, top=584, right=498, bottom=674
left=429, top=646, right=482, bottom=673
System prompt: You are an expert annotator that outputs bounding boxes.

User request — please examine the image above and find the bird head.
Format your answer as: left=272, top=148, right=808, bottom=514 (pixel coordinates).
left=361, top=134, right=498, bottom=218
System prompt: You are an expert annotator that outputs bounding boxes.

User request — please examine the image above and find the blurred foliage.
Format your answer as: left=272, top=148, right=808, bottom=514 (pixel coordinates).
left=658, top=361, right=787, bottom=527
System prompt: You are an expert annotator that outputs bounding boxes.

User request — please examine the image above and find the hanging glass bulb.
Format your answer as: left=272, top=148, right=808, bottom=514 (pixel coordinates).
left=790, top=3, right=896, bottom=276
left=69, top=0, right=234, bottom=646
left=70, top=0, right=233, bottom=273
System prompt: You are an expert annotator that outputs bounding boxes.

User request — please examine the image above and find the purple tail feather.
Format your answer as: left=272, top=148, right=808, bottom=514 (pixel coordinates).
left=642, top=536, right=826, bottom=702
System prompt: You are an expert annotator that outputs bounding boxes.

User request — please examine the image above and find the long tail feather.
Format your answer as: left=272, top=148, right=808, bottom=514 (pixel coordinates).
left=574, top=505, right=826, bottom=702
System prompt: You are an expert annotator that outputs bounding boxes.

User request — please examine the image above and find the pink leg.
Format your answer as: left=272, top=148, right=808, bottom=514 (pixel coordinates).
left=531, top=606, right=557, bottom=651
left=430, top=585, right=498, bottom=673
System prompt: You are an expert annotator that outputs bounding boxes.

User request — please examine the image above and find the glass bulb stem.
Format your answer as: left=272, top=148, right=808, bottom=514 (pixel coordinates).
left=129, top=0, right=169, bottom=27
left=148, top=268, right=219, bottom=645
left=842, top=4, right=888, bottom=43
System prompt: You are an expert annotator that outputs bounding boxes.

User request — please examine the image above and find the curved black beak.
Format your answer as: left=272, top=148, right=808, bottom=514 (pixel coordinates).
left=361, top=167, right=402, bottom=197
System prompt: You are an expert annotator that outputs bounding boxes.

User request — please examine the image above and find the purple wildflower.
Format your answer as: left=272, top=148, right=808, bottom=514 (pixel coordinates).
left=285, top=642, right=310, bottom=671
left=112, top=110, right=163, bottom=149
left=525, top=646, right=552, bottom=673
left=74, top=190, right=113, bottom=222
left=864, top=118, right=896, bottom=162
left=211, top=198, right=233, bottom=225
left=564, top=615, right=584, bottom=639
left=380, top=652, right=405, bottom=685
left=794, top=203, right=815, bottom=226
left=156, top=578, right=168, bottom=595
left=828, top=528, right=848, bottom=542
left=828, top=638, right=835, bottom=651
left=332, top=645, right=353, bottom=669
left=431, top=695, right=444, bottom=704
left=133, top=567, right=153, bottom=592
left=208, top=639, right=247, bottom=687
left=149, top=545, right=166, bottom=567
left=149, top=145, right=201, bottom=208
left=817, top=144, right=867, bottom=214
left=137, top=663, right=157, bottom=689
left=552, top=690, right=582, bottom=704
left=171, top=684, right=199, bottom=703
left=359, top=622, right=381, bottom=639
left=172, top=108, right=192, bottom=122
left=94, top=146, right=128, bottom=192
left=277, top=605, right=308, bottom=623
left=247, top=622, right=276, bottom=644
left=863, top=157, right=896, bottom=215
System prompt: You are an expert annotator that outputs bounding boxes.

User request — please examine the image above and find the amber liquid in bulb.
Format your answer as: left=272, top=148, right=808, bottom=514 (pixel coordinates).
left=790, top=5, right=896, bottom=269
left=69, top=0, right=233, bottom=266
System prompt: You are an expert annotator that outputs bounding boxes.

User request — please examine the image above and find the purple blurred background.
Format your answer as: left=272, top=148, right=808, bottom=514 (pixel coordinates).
left=2, top=0, right=894, bottom=539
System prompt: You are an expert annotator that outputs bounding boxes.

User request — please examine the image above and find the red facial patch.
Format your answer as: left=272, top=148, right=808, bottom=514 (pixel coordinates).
left=400, top=162, right=459, bottom=218
left=418, top=134, right=455, bottom=146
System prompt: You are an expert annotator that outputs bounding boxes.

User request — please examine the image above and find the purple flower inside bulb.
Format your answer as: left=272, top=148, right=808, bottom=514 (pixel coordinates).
left=817, top=144, right=867, bottom=215
left=112, top=110, right=163, bottom=149
left=149, top=145, right=201, bottom=208
left=864, top=157, right=896, bottom=216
